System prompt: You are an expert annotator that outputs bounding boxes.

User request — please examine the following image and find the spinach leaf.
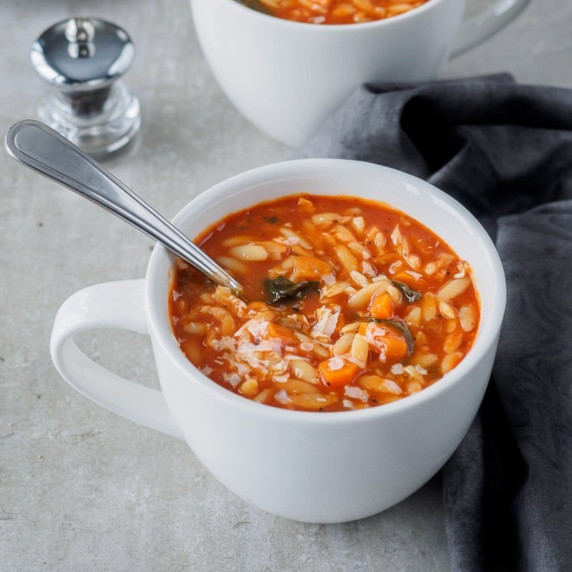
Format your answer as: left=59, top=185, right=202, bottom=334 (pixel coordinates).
left=371, top=318, right=415, bottom=356
left=391, top=280, right=421, bottom=303
left=264, top=276, right=319, bottom=305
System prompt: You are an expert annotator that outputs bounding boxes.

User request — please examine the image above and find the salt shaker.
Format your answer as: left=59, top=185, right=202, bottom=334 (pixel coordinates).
left=31, top=17, right=140, bottom=157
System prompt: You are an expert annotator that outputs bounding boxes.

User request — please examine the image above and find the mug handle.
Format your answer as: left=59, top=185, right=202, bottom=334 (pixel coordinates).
left=451, top=0, right=531, bottom=58
left=50, top=279, right=184, bottom=439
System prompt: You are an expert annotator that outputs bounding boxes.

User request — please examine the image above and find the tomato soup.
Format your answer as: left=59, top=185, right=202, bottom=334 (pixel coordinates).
left=169, top=194, right=479, bottom=412
left=240, top=0, right=432, bottom=25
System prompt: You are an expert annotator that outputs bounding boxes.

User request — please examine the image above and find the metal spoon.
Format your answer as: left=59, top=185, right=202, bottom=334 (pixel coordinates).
left=5, top=120, right=243, bottom=295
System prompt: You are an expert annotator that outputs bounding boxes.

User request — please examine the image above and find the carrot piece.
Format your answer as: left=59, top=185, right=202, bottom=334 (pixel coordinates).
left=264, top=322, right=299, bottom=345
left=362, top=321, right=411, bottom=361
left=381, top=334, right=409, bottom=360
left=318, top=358, right=360, bottom=388
left=393, top=271, right=425, bottom=288
left=358, top=322, right=369, bottom=336
left=292, top=256, right=332, bottom=281
left=369, top=292, right=394, bottom=320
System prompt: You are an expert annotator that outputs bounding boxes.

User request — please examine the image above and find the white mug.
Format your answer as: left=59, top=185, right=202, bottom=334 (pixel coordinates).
left=50, top=159, right=506, bottom=523
left=189, top=0, right=530, bottom=147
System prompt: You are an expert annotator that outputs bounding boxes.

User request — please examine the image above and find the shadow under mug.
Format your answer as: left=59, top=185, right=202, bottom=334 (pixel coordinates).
left=50, top=159, right=506, bottom=523
left=189, top=0, right=530, bottom=147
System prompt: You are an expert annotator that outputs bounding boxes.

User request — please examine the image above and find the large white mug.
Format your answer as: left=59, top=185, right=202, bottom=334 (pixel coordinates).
left=189, top=0, right=530, bottom=146
left=50, top=159, right=506, bottom=523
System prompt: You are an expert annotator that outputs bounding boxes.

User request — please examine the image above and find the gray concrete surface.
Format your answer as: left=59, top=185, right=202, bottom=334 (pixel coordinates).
left=1, top=0, right=571, bottom=570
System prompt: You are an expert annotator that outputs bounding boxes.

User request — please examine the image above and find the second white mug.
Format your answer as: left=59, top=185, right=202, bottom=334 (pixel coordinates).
left=189, top=0, right=530, bottom=147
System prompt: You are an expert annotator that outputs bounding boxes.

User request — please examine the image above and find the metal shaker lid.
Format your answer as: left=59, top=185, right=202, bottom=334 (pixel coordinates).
left=31, top=17, right=135, bottom=90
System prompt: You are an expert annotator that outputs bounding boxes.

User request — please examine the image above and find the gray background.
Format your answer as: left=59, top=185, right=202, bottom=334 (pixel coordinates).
left=1, top=1, right=570, bottom=570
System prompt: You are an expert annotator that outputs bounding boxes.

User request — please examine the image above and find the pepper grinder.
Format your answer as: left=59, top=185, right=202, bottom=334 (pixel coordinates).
left=31, top=17, right=141, bottom=157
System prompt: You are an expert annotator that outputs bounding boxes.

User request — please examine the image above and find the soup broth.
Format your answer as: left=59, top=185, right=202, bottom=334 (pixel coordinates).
left=240, top=0, right=431, bottom=24
left=169, top=194, right=480, bottom=412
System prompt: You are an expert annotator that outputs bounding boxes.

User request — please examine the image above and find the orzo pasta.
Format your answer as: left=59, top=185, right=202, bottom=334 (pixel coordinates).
left=170, top=194, right=479, bottom=412
left=240, top=0, right=431, bottom=25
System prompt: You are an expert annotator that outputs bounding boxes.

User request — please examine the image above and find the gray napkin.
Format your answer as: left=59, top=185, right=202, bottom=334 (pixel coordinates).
left=297, top=75, right=572, bottom=571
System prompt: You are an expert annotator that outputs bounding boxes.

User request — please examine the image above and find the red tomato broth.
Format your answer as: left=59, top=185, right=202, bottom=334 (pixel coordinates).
left=242, top=0, right=432, bottom=25
left=169, top=194, right=480, bottom=412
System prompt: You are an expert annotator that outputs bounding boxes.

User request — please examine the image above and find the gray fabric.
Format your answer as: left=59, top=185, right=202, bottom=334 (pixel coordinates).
left=297, top=75, right=572, bottom=571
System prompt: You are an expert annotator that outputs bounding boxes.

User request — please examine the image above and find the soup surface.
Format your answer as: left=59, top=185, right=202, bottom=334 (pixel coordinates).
left=170, top=194, right=479, bottom=412
left=240, top=0, right=431, bottom=24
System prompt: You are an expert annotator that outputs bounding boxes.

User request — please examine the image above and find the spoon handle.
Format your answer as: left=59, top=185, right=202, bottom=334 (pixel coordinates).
left=5, top=120, right=242, bottom=294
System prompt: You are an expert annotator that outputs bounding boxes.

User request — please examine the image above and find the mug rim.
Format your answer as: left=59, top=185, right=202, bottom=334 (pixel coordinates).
left=146, top=158, right=505, bottom=425
left=207, top=0, right=449, bottom=31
